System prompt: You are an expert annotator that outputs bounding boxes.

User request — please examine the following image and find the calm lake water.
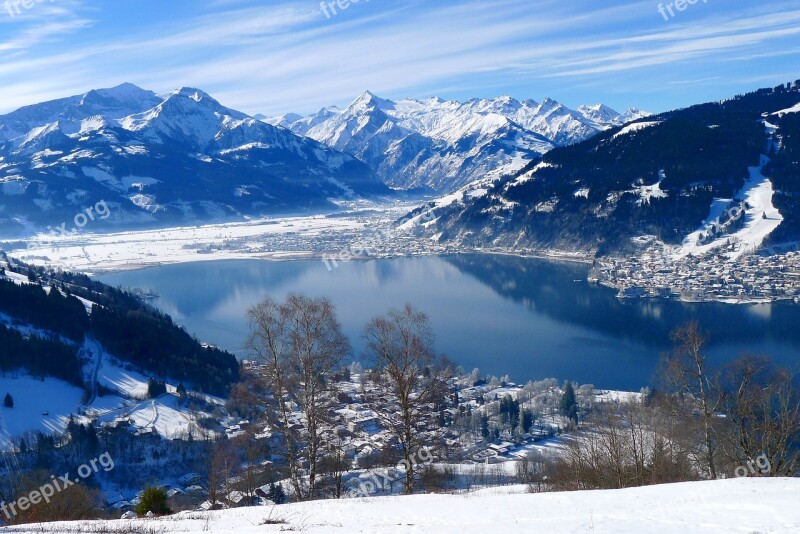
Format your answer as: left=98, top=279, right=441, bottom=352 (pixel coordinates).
left=96, top=254, right=800, bottom=390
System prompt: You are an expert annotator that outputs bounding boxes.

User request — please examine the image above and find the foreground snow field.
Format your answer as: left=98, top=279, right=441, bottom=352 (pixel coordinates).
left=5, top=478, right=799, bottom=533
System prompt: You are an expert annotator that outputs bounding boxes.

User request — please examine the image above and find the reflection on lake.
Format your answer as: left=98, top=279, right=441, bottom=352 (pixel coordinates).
left=97, top=254, right=800, bottom=390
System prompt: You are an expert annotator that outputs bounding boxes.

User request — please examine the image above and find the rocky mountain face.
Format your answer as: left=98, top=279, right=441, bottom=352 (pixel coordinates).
left=268, top=92, right=648, bottom=192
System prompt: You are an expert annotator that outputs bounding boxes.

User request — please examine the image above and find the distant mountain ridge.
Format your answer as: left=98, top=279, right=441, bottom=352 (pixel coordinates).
left=264, top=92, right=649, bottom=192
left=0, top=84, right=387, bottom=237
left=413, top=81, right=800, bottom=258
left=0, top=83, right=649, bottom=238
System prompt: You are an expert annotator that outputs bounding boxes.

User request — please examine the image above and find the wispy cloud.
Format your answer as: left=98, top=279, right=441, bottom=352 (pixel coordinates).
left=0, top=0, right=797, bottom=116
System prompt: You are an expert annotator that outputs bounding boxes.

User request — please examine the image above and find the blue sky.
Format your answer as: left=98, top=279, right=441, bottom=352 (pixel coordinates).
left=0, top=0, right=798, bottom=116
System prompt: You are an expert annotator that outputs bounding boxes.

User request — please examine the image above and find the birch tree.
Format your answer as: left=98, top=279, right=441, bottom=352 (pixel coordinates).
left=247, top=294, right=350, bottom=500
left=363, top=304, right=452, bottom=494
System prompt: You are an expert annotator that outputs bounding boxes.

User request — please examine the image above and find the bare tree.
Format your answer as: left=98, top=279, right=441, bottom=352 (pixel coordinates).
left=661, top=321, right=723, bottom=479
left=232, top=434, right=272, bottom=505
left=246, top=296, right=300, bottom=498
left=319, top=439, right=350, bottom=498
left=720, top=355, right=800, bottom=476
left=646, top=393, right=696, bottom=485
left=362, top=304, right=452, bottom=494
left=9, top=471, right=101, bottom=525
left=201, top=438, right=220, bottom=506
left=547, top=397, right=698, bottom=491
left=204, top=438, right=239, bottom=506
left=246, top=294, right=350, bottom=500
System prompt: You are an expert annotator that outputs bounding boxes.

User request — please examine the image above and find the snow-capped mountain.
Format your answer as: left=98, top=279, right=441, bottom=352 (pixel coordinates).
left=266, top=92, right=649, bottom=191
left=256, top=112, right=303, bottom=128
left=0, top=84, right=388, bottom=237
left=577, top=103, right=624, bottom=125
left=0, top=83, right=162, bottom=141
left=417, top=82, right=800, bottom=257
left=289, top=106, right=342, bottom=137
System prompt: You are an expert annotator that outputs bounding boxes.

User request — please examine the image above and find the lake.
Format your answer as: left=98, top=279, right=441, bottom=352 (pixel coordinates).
left=96, top=254, right=800, bottom=390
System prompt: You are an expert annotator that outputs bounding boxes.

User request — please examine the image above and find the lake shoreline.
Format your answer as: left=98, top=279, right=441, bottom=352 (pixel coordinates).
left=4, top=213, right=798, bottom=308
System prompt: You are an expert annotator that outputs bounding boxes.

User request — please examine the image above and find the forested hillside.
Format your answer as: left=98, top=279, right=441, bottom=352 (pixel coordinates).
left=0, top=256, right=239, bottom=395
left=430, top=81, right=800, bottom=256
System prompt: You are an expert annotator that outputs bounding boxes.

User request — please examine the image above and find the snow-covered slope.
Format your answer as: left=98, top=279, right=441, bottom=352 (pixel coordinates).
left=0, top=85, right=388, bottom=237
left=0, top=263, right=228, bottom=443
left=288, top=106, right=341, bottom=136
left=0, top=374, right=85, bottom=439
left=671, top=117, right=785, bottom=261
left=0, top=253, right=241, bottom=444
left=5, top=479, right=799, bottom=533
left=0, top=351, right=221, bottom=442
left=266, top=93, right=649, bottom=192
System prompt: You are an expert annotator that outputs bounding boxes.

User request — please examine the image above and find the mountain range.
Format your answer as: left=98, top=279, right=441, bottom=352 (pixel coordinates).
left=265, top=92, right=648, bottom=191
left=0, top=83, right=647, bottom=238
left=413, top=81, right=800, bottom=258
left=0, top=84, right=386, bottom=237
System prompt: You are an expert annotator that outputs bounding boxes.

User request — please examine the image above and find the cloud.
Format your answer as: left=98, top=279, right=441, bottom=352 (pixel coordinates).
left=0, top=0, right=798, bottom=115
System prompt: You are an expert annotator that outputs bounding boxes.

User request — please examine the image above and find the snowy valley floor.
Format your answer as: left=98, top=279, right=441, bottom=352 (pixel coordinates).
left=1, top=202, right=433, bottom=274
left=4, top=478, right=799, bottom=533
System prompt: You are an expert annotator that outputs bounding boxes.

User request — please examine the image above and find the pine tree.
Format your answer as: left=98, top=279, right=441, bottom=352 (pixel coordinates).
left=267, top=482, right=287, bottom=504
left=66, top=415, right=79, bottom=439
left=147, top=378, right=167, bottom=398
left=135, top=487, right=171, bottom=516
left=3, top=393, right=13, bottom=408
left=86, top=424, right=100, bottom=452
left=517, top=403, right=527, bottom=436
left=176, top=382, right=188, bottom=403
left=559, top=382, right=579, bottom=424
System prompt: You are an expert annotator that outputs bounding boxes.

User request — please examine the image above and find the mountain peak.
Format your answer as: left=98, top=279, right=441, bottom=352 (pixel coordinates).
left=0, top=83, right=161, bottom=141
left=577, top=103, right=621, bottom=124
left=259, top=112, right=303, bottom=128
left=159, top=87, right=248, bottom=120
left=349, top=91, right=395, bottom=112
left=614, top=107, right=653, bottom=124
left=171, top=87, right=213, bottom=102
left=12, top=120, right=71, bottom=155
left=104, top=82, right=148, bottom=96
left=482, top=95, right=522, bottom=110
left=86, top=82, right=147, bottom=97
left=79, top=83, right=158, bottom=109
left=579, top=103, right=616, bottom=113
left=537, top=98, right=564, bottom=113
